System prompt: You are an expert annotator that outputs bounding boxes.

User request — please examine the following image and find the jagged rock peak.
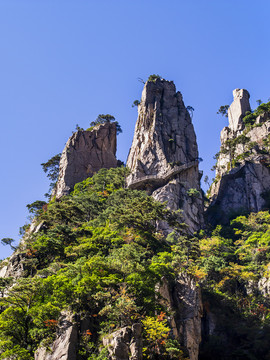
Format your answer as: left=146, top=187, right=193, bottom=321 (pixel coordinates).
left=208, top=89, right=270, bottom=225
left=54, top=122, right=118, bottom=199
left=127, top=78, right=198, bottom=180
left=228, top=88, right=251, bottom=132
left=127, top=78, right=203, bottom=233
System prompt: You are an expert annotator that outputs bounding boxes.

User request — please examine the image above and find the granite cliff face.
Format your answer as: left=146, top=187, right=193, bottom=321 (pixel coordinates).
left=35, top=312, right=77, bottom=360
left=127, top=79, right=203, bottom=232
left=55, top=122, right=118, bottom=198
left=208, top=89, right=270, bottom=224
left=159, top=275, right=203, bottom=360
left=103, top=323, right=143, bottom=360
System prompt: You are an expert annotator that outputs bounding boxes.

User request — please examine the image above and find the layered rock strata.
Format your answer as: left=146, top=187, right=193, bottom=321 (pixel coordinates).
left=126, top=78, right=203, bottom=233
left=209, top=89, right=270, bottom=224
left=55, top=122, right=118, bottom=198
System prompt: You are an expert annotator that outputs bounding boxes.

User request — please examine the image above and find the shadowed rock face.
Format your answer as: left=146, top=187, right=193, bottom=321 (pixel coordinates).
left=159, top=275, right=203, bottom=360
left=208, top=89, right=270, bottom=225
left=126, top=78, right=203, bottom=233
left=55, top=122, right=118, bottom=198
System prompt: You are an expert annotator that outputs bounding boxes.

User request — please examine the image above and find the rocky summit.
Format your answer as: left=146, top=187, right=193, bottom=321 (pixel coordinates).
left=54, top=122, right=118, bottom=199
left=208, top=89, right=270, bottom=224
left=127, top=78, right=203, bottom=233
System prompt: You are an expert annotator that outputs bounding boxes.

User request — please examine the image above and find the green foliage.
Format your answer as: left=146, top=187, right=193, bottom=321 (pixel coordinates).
left=1, top=167, right=191, bottom=359
left=217, top=105, right=229, bottom=117
left=243, top=101, right=270, bottom=126
left=187, top=188, right=200, bottom=198
left=1, top=237, right=16, bottom=250
left=132, top=100, right=140, bottom=107
left=243, top=111, right=256, bottom=126
left=197, top=212, right=270, bottom=359
left=0, top=278, right=61, bottom=358
left=142, top=313, right=170, bottom=357
left=88, top=114, right=122, bottom=135
left=41, top=153, right=61, bottom=197
left=147, top=74, right=161, bottom=82
left=218, top=134, right=251, bottom=169
left=142, top=313, right=187, bottom=359
left=26, top=200, right=47, bottom=216
left=4, top=164, right=270, bottom=359
left=76, top=124, right=84, bottom=131
left=41, top=154, right=61, bottom=182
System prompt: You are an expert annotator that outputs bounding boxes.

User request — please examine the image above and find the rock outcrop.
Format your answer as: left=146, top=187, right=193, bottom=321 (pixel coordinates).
left=228, top=88, right=251, bottom=132
left=208, top=89, right=270, bottom=224
left=55, top=122, right=118, bottom=198
left=101, top=275, right=202, bottom=360
left=34, top=312, right=77, bottom=360
left=0, top=252, right=26, bottom=279
left=126, top=78, right=203, bottom=233
left=159, top=275, right=203, bottom=360
left=103, top=323, right=143, bottom=360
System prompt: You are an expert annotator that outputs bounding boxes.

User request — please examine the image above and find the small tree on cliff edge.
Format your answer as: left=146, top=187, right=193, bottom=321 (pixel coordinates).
left=90, top=114, right=122, bottom=135
left=217, top=105, right=229, bottom=118
left=41, top=153, right=61, bottom=198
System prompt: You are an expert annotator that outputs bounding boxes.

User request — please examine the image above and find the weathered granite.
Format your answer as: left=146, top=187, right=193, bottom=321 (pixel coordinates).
left=209, top=161, right=270, bottom=224
left=103, top=323, right=143, bottom=360
left=158, top=274, right=203, bottom=360
left=126, top=78, right=203, bottom=233
left=0, top=252, right=25, bottom=279
left=209, top=89, right=270, bottom=224
left=55, top=122, right=118, bottom=198
left=34, top=312, right=77, bottom=360
left=228, top=88, right=251, bottom=132
left=258, top=276, right=270, bottom=297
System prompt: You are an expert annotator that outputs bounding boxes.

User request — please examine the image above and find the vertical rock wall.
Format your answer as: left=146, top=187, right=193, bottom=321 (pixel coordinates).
left=159, top=275, right=203, bottom=360
left=126, top=79, right=203, bottom=233
left=55, top=122, right=118, bottom=198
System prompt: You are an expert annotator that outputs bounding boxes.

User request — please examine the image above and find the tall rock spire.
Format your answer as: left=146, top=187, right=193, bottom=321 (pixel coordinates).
left=127, top=78, right=203, bottom=233
left=208, top=89, right=270, bottom=225
left=228, top=89, right=251, bottom=132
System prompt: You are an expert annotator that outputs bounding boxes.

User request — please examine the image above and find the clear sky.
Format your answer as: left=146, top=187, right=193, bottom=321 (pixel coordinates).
left=1, top=0, right=270, bottom=259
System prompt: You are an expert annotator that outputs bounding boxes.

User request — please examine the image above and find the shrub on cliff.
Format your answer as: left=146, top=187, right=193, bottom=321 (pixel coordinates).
left=88, top=114, right=122, bottom=134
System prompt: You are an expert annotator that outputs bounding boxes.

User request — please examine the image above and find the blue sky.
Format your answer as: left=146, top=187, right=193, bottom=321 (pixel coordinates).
left=1, top=0, right=270, bottom=259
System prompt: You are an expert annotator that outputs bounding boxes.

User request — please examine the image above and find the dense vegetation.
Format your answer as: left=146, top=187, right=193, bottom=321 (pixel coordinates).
left=1, top=167, right=270, bottom=359
left=0, top=168, right=187, bottom=359
left=199, top=212, right=270, bottom=359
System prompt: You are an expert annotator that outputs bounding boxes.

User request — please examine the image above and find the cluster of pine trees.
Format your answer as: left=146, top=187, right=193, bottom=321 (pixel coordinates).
left=1, top=166, right=270, bottom=359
